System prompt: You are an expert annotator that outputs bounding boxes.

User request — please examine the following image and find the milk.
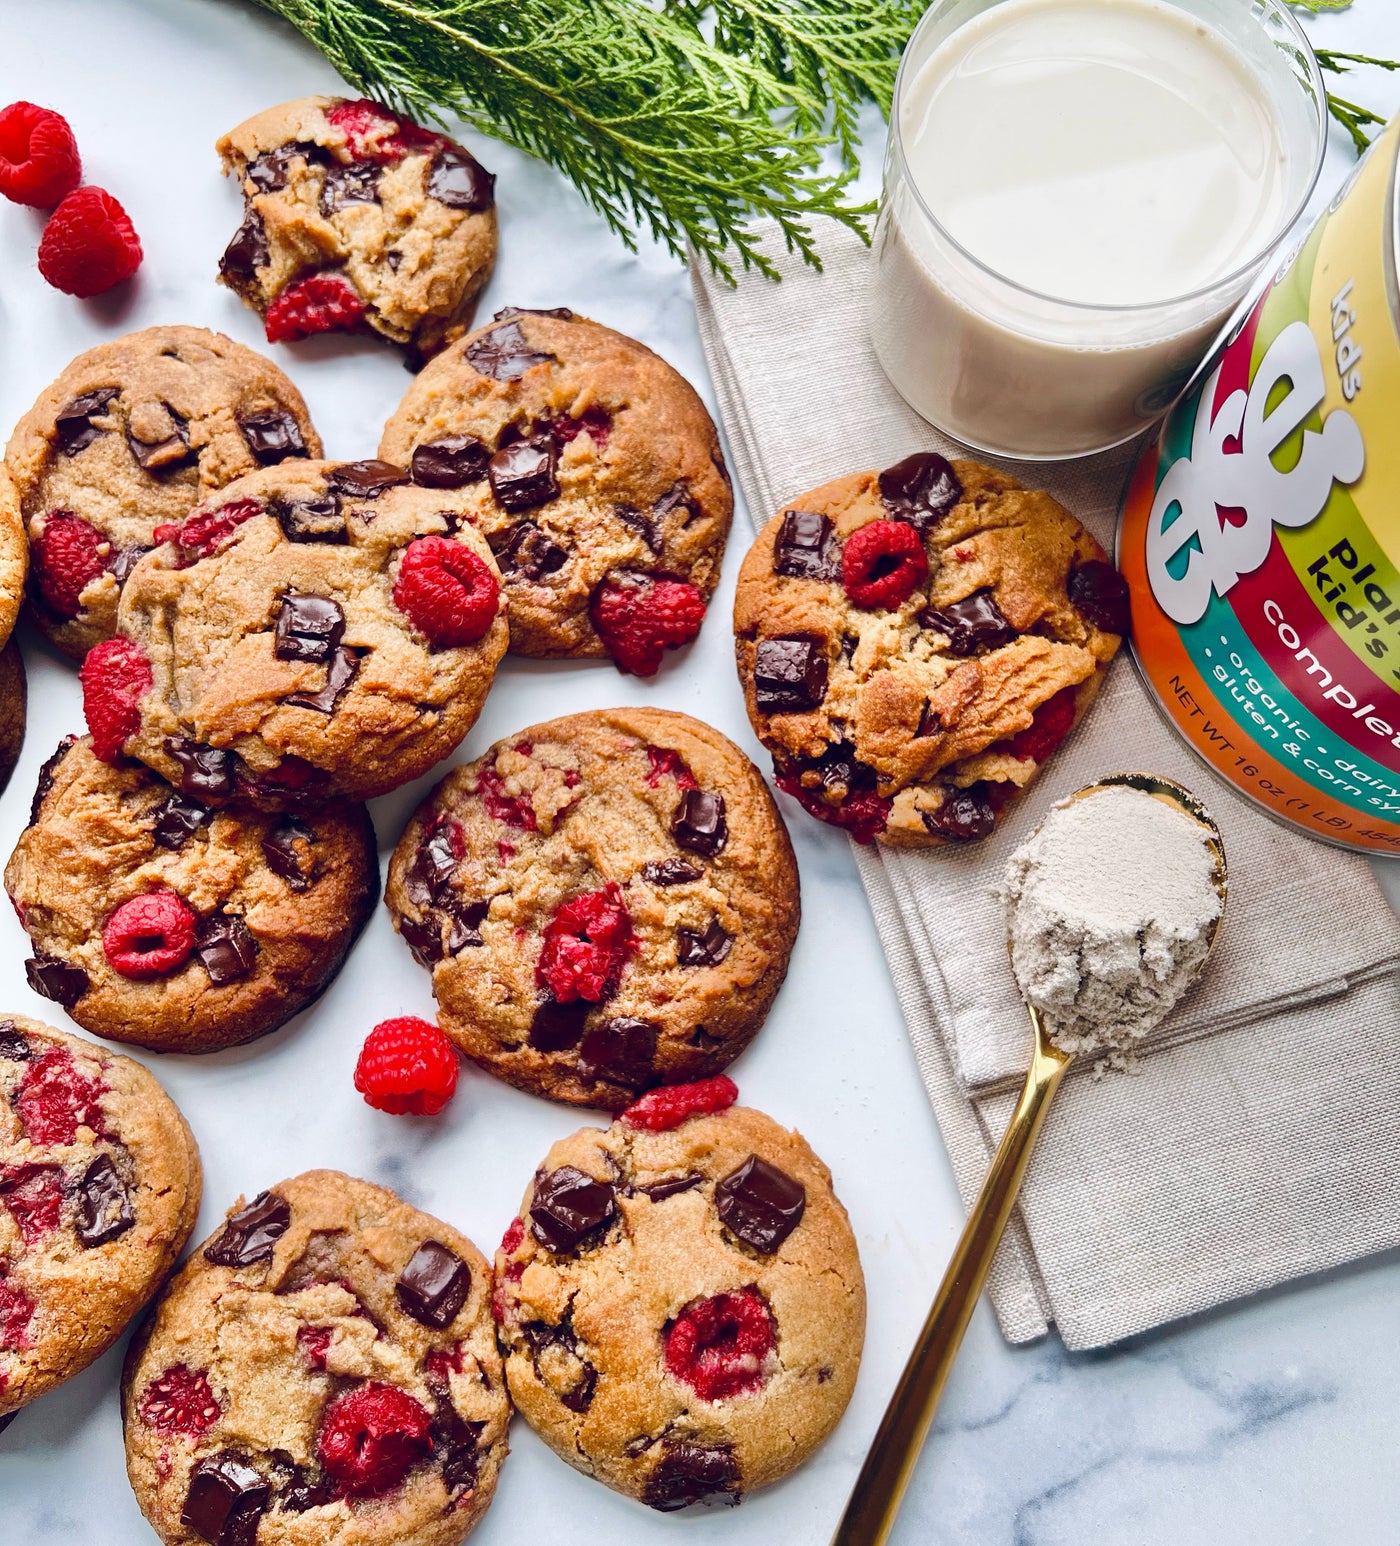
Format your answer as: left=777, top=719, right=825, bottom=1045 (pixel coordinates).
left=870, top=0, right=1321, bottom=459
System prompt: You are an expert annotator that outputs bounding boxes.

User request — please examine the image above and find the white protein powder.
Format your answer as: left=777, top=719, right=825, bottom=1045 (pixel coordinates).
left=1002, top=785, right=1222, bottom=1063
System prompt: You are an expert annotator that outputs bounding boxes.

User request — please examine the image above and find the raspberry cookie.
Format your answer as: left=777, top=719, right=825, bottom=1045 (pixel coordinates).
left=385, top=709, right=799, bottom=1110
left=5, top=736, right=378, bottom=1053
left=90, top=459, right=508, bottom=809
left=4, top=326, right=320, bottom=661
left=734, top=456, right=1129, bottom=848
left=0, top=640, right=24, bottom=798
left=0, top=462, right=24, bottom=649
left=0, top=1016, right=201, bottom=1422
left=217, top=97, right=497, bottom=360
left=494, top=1085, right=865, bottom=1510
left=123, top=1170, right=509, bottom=1546
left=378, top=309, right=732, bottom=671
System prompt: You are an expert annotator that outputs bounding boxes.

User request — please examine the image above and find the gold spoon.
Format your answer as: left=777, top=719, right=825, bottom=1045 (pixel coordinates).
left=830, top=773, right=1228, bottom=1546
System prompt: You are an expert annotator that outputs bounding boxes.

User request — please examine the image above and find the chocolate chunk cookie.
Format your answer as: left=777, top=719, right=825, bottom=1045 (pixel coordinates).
left=100, top=458, right=508, bottom=809
left=123, top=1170, right=509, bottom=1546
left=0, top=463, right=24, bottom=649
left=4, top=326, right=320, bottom=661
left=217, top=97, right=497, bottom=360
left=494, top=1092, right=865, bottom=1510
left=734, top=456, right=1129, bottom=848
left=378, top=309, right=732, bottom=671
left=0, top=1016, right=201, bottom=1421
left=385, top=709, right=799, bottom=1110
left=0, top=639, right=24, bottom=797
left=5, top=736, right=377, bottom=1052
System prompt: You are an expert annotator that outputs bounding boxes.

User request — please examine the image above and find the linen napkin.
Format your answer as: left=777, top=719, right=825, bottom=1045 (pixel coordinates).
left=691, top=220, right=1400, bottom=1350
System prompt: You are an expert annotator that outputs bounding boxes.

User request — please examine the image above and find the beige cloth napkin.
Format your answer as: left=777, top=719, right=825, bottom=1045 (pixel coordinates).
left=691, top=221, right=1400, bottom=1350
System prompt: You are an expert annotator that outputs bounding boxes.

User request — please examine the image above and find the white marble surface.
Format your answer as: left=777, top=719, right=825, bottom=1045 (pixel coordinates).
left=2, top=2, right=1398, bottom=1543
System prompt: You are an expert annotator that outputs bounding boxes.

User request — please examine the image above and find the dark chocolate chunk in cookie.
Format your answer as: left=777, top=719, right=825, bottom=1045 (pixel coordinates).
left=326, top=460, right=407, bottom=499
left=0, top=1023, right=31, bottom=1062
left=262, top=816, right=315, bottom=890
left=466, top=321, right=555, bottom=382
left=1067, top=560, right=1131, bottom=635
left=181, top=1452, right=270, bottom=1546
left=578, top=1017, right=656, bottom=1088
left=427, top=145, right=495, bottom=212
left=76, top=1154, right=135, bottom=1248
left=25, top=953, right=90, bottom=1008
left=196, top=915, right=259, bottom=986
left=671, top=790, right=727, bottom=856
left=676, top=917, right=733, bottom=967
left=643, top=1440, right=741, bottom=1512
left=396, top=1240, right=470, bottom=1328
left=754, top=636, right=827, bottom=713
left=152, top=793, right=209, bottom=850
left=320, top=159, right=380, bottom=215
left=274, top=594, right=345, bottom=663
left=715, top=1154, right=805, bottom=1254
left=488, top=435, right=559, bottom=512
left=641, top=858, right=701, bottom=887
left=55, top=388, right=120, bottom=456
left=275, top=493, right=345, bottom=542
left=410, top=435, right=490, bottom=489
left=920, top=590, right=1016, bottom=655
left=165, top=739, right=238, bottom=801
left=494, top=521, right=566, bottom=579
left=923, top=788, right=996, bottom=843
left=204, top=1191, right=291, bottom=1268
left=529, top=998, right=590, bottom=1054
left=240, top=409, right=308, bottom=466
left=773, top=509, right=841, bottom=581
left=878, top=451, right=962, bottom=534
left=529, top=1166, right=616, bottom=1254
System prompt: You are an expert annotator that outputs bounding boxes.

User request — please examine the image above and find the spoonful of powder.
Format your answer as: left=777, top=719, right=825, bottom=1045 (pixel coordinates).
left=1002, top=781, right=1225, bottom=1067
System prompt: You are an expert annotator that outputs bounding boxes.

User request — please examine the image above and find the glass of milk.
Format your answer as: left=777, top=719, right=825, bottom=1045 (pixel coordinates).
left=870, top=0, right=1327, bottom=460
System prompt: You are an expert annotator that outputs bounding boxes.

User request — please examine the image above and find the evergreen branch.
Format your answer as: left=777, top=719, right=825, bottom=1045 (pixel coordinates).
left=1286, top=2, right=1399, bottom=151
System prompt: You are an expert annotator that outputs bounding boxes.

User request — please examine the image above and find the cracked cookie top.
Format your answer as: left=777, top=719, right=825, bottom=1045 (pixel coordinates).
left=494, top=1097, right=864, bottom=1511
left=0, top=1016, right=201, bottom=1419
left=123, top=1169, right=509, bottom=1546
left=4, top=326, right=320, bottom=661
left=734, top=455, right=1129, bottom=848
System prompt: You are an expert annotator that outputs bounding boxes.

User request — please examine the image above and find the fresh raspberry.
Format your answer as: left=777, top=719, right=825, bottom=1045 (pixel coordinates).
left=664, top=1289, right=775, bottom=1402
left=17, top=1049, right=107, bottom=1146
left=0, top=103, right=81, bottom=207
left=645, top=746, right=697, bottom=790
left=317, top=1380, right=432, bottom=1496
left=264, top=271, right=366, bottom=344
left=153, top=498, right=261, bottom=562
left=1, top=1166, right=65, bottom=1245
left=353, top=1016, right=459, bottom=1117
left=138, top=1365, right=222, bottom=1436
left=841, top=520, right=928, bottom=611
left=1005, top=686, right=1079, bottom=763
left=535, top=883, right=638, bottom=1004
left=298, top=1325, right=333, bottom=1371
left=102, top=890, right=198, bottom=979
left=621, top=1076, right=739, bottom=1132
left=33, top=511, right=107, bottom=617
left=775, top=767, right=891, bottom=845
left=80, top=636, right=152, bottom=763
left=37, top=186, right=142, bottom=297
left=326, top=99, right=439, bottom=163
left=589, top=573, right=706, bottom=676
left=0, top=1268, right=34, bottom=1352
left=392, top=536, right=501, bottom=648
left=499, top=1217, right=525, bottom=1258
left=477, top=766, right=537, bottom=831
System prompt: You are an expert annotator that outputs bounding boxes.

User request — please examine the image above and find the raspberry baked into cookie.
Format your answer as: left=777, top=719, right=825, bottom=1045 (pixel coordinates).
left=494, top=1083, right=865, bottom=1510
left=123, top=1170, right=509, bottom=1546
left=734, top=455, right=1130, bottom=847
left=217, top=97, right=497, bottom=359
left=0, top=1017, right=201, bottom=1423
left=83, top=459, right=508, bottom=809
left=6, top=736, right=378, bottom=1052
left=385, top=709, right=799, bottom=1109
left=5, top=326, right=320, bottom=660
left=379, top=308, right=732, bottom=672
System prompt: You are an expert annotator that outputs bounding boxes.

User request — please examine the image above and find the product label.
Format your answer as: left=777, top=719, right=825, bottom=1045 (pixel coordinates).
left=1120, top=114, right=1400, bottom=853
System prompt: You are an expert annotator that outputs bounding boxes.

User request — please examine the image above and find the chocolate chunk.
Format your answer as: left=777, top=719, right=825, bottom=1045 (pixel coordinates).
left=403, top=824, right=459, bottom=909
left=493, top=306, right=573, bottom=322
left=671, top=790, right=727, bottom=857
left=287, top=642, right=360, bottom=717
left=204, top=1190, right=291, bottom=1267
left=196, top=914, right=259, bottom=986
left=529, top=997, right=590, bottom=1053
left=76, top=1154, right=135, bottom=1248
left=274, top=593, right=345, bottom=664
left=676, top=917, right=733, bottom=968
left=615, top=503, right=661, bottom=553
left=444, top=899, right=489, bottom=953
left=25, top=954, right=89, bottom=1008
left=262, top=816, right=315, bottom=891
left=466, top=320, right=555, bottom=381
left=715, top=1154, right=806, bottom=1254
left=326, top=460, right=407, bottom=498
left=578, top=1017, right=656, bottom=1088
left=239, top=409, right=308, bottom=466
left=29, top=737, right=76, bottom=823
left=219, top=209, right=267, bottom=284
left=529, top=1166, right=616, bottom=1254
left=434, top=1409, right=484, bottom=1496
left=56, top=388, right=119, bottom=456
left=165, top=738, right=237, bottom=801
left=128, top=415, right=192, bottom=473
left=107, top=543, right=150, bottom=585
left=427, top=145, right=495, bottom=211
left=410, top=435, right=490, bottom=489
left=624, top=1434, right=657, bottom=1459
left=641, top=858, right=701, bottom=886
left=396, top=1240, right=470, bottom=1328
left=320, top=158, right=380, bottom=214
left=561, top=1362, right=598, bottom=1414
left=878, top=452, right=963, bottom=534
left=773, top=509, right=841, bottom=581
left=643, top=1441, right=741, bottom=1512
left=1067, top=560, right=1131, bottom=635
left=923, top=788, right=996, bottom=843
left=638, top=1172, right=703, bottom=1201
left=0, top=1023, right=30, bottom=1062
left=493, top=521, right=566, bottom=580
left=920, top=590, right=1016, bottom=655
left=398, top=914, right=445, bottom=967
left=245, top=141, right=324, bottom=192
left=152, top=793, right=209, bottom=849
left=182, top=1452, right=270, bottom=1546
left=274, top=493, right=344, bottom=543
left=753, top=636, right=828, bottom=713
left=276, top=1468, right=335, bottom=1513
left=488, top=434, right=559, bottom=512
